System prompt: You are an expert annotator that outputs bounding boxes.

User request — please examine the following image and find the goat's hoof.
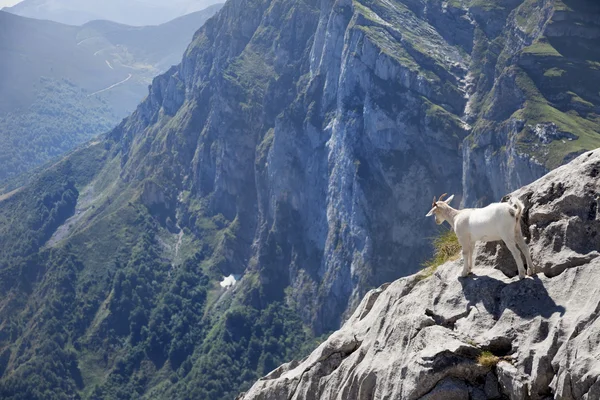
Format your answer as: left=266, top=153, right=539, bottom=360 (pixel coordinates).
left=518, top=274, right=526, bottom=280
left=460, top=272, right=469, bottom=278
left=527, top=268, right=534, bottom=276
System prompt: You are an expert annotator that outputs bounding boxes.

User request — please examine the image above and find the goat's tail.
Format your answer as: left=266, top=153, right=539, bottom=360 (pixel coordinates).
left=510, top=197, right=525, bottom=224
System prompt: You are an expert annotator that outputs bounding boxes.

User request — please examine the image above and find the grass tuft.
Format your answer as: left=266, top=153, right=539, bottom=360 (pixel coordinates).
left=418, top=229, right=461, bottom=280
left=478, top=351, right=500, bottom=368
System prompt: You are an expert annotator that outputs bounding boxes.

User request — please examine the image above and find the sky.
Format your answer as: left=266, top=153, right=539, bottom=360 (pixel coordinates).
left=0, top=0, right=23, bottom=7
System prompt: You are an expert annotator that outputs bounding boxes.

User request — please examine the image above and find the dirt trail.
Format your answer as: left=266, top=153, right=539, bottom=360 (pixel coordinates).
left=0, top=187, right=22, bottom=203
left=88, top=74, right=132, bottom=97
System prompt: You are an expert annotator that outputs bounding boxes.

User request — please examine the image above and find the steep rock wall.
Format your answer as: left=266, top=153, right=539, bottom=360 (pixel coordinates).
left=239, top=149, right=600, bottom=400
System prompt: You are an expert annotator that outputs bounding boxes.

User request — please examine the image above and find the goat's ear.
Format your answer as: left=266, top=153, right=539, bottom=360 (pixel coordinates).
left=426, top=207, right=435, bottom=217
left=444, top=194, right=455, bottom=204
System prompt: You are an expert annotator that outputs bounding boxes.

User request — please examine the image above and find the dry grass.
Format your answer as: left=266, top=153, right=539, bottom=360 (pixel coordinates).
left=477, top=351, right=500, bottom=368
left=417, top=229, right=462, bottom=280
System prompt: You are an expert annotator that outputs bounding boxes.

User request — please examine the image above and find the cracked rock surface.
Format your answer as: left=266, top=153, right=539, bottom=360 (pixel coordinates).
left=239, top=151, right=600, bottom=399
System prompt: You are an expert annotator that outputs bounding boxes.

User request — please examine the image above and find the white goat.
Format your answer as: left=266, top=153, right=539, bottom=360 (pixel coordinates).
left=425, top=193, right=533, bottom=279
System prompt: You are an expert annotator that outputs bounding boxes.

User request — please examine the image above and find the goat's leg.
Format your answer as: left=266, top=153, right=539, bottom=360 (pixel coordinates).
left=461, top=243, right=472, bottom=277
left=469, top=244, right=476, bottom=274
left=503, top=239, right=526, bottom=279
left=515, top=230, right=534, bottom=275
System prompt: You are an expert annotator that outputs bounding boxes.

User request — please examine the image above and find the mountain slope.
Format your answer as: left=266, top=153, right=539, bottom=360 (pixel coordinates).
left=79, top=5, right=224, bottom=71
left=461, top=0, right=600, bottom=205
left=0, top=0, right=599, bottom=399
left=239, top=149, right=600, bottom=400
left=3, top=0, right=223, bottom=26
left=0, top=6, right=221, bottom=184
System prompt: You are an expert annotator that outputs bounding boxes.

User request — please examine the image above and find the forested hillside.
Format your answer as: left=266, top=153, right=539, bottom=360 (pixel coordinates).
left=0, top=6, right=221, bottom=185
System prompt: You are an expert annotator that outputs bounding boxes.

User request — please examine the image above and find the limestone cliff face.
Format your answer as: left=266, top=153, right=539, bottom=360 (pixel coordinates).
left=108, top=0, right=470, bottom=333
left=461, top=0, right=600, bottom=206
left=102, top=0, right=600, bottom=335
left=239, top=149, right=600, bottom=400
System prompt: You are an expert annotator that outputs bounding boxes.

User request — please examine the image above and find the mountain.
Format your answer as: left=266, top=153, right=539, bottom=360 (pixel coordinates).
left=0, top=0, right=599, bottom=399
left=3, top=0, right=224, bottom=26
left=239, top=149, right=600, bottom=400
left=0, top=5, right=222, bottom=184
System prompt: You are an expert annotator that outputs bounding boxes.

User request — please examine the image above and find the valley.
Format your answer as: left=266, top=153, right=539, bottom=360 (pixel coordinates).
left=0, top=5, right=222, bottom=184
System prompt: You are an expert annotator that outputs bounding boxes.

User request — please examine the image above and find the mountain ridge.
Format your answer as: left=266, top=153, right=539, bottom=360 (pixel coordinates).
left=3, top=0, right=224, bottom=26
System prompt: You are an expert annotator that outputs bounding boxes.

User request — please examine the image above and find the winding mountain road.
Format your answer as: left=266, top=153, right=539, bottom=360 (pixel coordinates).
left=88, top=74, right=132, bottom=96
left=76, top=37, right=95, bottom=46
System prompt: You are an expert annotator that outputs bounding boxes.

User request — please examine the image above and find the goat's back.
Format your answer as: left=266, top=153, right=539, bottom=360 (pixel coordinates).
left=456, top=203, right=517, bottom=242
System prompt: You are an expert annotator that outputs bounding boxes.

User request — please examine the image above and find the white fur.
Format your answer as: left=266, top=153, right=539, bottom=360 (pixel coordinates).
left=426, top=195, right=533, bottom=279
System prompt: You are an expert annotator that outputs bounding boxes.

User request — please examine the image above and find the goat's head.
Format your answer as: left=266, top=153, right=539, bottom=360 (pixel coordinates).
left=425, top=193, right=455, bottom=224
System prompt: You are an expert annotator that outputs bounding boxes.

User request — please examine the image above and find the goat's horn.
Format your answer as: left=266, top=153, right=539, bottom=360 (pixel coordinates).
left=432, top=196, right=436, bottom=206
left=438, top=193, right=448, bottom=202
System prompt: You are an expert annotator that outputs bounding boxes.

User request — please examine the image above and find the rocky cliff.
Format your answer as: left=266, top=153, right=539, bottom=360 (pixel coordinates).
left=103, top=0, right=600, bottom=334
left=239, top=149, right=600, bottom=399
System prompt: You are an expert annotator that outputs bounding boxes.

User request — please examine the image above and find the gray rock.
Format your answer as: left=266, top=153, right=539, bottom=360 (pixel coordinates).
left=497, top=361, right=528, bottom=400
left=240, top=150, right=600, bottom=400
left=420, top=377, right=469, bottom=400
left=530, top=123, right=578, bottom=145
left=485, top=372, right=502, bottom=399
